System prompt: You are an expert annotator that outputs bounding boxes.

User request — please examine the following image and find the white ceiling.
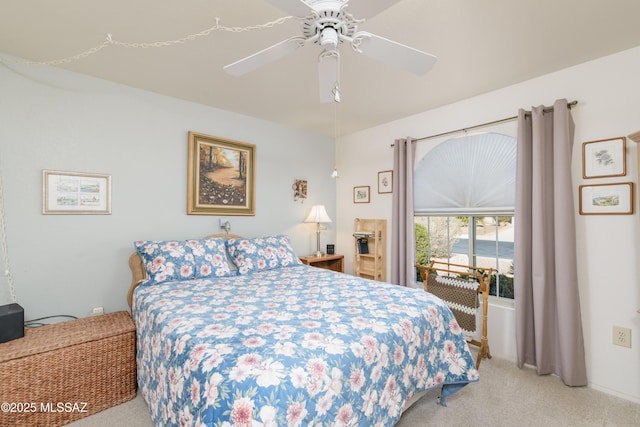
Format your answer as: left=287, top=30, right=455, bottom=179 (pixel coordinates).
left=1, top=0, right=639, bottom=138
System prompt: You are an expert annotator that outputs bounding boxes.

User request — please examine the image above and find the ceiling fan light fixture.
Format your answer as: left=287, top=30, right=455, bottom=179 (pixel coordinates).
left=225, top=0, right=437, bottom=102
left=320, top=27, right=339, bottom=51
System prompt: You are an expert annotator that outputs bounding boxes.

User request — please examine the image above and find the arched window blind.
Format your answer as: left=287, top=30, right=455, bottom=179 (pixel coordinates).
left=414, top=132, right=517, bottom=215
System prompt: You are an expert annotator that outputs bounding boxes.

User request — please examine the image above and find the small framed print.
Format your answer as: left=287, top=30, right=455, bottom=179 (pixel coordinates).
left=353, top=186, right=370, bottom=203
left=582, top=137, right=626, bottom=179
left=42, top=170, right=111, bottom=214
left=579, top=182, right=633, bottom=215
left=378, top=170, right=393, bottom=194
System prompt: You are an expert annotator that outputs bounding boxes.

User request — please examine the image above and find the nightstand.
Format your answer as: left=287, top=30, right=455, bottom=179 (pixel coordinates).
left=299, top=254, right=344, bottom=273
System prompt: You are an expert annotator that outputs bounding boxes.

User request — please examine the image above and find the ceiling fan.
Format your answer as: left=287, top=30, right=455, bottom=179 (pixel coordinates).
left=223, top=0, right=437, bottom=103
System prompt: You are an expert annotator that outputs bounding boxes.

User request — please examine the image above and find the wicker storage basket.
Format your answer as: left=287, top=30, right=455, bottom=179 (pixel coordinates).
left=0, top=311, right=136, bottom=426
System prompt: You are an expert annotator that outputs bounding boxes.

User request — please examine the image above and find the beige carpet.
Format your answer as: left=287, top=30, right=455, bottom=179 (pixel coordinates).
left=68, top=355, right=640, bottom=427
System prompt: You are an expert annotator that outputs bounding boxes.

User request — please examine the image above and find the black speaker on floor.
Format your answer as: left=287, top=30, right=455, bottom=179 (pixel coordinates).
left=0, top=303, right=24, bottom=343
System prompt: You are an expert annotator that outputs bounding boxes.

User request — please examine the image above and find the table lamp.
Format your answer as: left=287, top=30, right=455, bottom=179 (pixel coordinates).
left=304, top=205, right=332, bottom=257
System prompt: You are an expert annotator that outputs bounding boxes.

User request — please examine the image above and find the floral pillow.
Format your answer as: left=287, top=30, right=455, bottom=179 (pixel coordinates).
left=134, top=238, right=235, bottom=285
left=185, top=238, right=234, bottom=278
left=226, top=234, right=302, bottom=275
left=134, top=240, right=196, bottom=285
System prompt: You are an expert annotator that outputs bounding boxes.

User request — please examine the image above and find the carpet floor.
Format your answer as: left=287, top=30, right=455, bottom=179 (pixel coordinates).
left=68, top=354, right=640, bottom=426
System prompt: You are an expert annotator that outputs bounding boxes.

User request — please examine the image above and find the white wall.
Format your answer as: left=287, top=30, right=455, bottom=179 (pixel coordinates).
left=0, top=58, right=335, bottom=319
left=336, top=46, right=640, bottom=402
left=2, top=45, right=638, bottom=403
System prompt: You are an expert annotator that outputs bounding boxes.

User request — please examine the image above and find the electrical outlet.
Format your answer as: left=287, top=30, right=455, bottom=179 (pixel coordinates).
left=92, top=306, right=104, bottom=316
left=612, top=325, right=631, bottom=348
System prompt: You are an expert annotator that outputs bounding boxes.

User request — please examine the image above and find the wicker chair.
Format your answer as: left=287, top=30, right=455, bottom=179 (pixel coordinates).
left=416, top=260, right=494, bottom=368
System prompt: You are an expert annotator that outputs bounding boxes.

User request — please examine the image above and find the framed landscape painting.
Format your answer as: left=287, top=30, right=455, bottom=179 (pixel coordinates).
left=579, top=182, right=633, bottom=215
left=187, top=132, right=256, bottom=215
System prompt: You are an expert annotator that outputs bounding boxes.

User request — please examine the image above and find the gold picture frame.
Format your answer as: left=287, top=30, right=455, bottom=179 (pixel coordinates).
left=42, top=170, right=111, bottom=215
left=187, top=132, right=256, bottom=215
left=579, top=182, right=633, bottom=215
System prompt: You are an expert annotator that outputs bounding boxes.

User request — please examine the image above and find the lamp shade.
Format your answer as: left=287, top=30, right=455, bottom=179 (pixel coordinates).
left=304, top=205, right=332, bottom=223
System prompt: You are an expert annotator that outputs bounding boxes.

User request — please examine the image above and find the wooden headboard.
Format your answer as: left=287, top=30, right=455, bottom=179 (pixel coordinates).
left=127, top=233, right=242, bottom=309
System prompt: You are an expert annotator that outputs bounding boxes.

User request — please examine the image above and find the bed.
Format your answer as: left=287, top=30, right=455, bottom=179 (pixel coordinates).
left=128, top=234, right=479, bottom=426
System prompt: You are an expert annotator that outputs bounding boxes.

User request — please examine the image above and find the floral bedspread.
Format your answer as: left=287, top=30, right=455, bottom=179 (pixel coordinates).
left=133, top=265, right=478, bottom=426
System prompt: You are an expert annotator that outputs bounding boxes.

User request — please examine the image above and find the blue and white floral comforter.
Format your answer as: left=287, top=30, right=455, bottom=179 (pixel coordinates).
left=133, top=265, right=478, bottom=426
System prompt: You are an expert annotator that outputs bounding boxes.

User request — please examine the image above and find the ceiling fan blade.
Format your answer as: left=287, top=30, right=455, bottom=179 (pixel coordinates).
left=224, top=37, right=307, bottom=76
left=263, top=0, right=312, bottom=16
left=347, top=0, right=401, bottom=19
left=352, top=32, right=437, bottom=75
left=318, top=51, right=339, bottom=103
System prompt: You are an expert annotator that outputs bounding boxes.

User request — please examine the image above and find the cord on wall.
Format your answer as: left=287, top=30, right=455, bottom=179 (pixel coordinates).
left=0, top=16, right=294, bottom=67
left=0, top=167, right=17, bottom=303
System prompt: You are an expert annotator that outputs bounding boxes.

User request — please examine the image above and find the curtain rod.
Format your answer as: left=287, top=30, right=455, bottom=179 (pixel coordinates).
left=393, top=100, right=578, bottom=145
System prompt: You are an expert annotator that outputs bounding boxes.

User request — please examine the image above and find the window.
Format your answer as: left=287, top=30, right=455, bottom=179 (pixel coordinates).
left=413, top=132, right=516, bottom=300
left=415, top=216, right=514, bottom=299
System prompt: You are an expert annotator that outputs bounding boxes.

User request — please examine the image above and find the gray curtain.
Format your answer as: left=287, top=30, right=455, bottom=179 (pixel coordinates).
left=514, top=99, right=587, bottom=386
left=391, top=137, right=416, bottom=287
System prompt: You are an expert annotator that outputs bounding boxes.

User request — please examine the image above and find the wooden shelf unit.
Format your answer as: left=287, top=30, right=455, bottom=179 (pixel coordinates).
left=353, top=218, right=386, bottom=282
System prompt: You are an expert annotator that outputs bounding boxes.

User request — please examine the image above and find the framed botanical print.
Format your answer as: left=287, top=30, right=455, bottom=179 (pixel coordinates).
left=378, top=170, right=393, bottom=194
left=187, top=132, right=256, bottom=215
left=582, top=137, right=626, bottom=179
